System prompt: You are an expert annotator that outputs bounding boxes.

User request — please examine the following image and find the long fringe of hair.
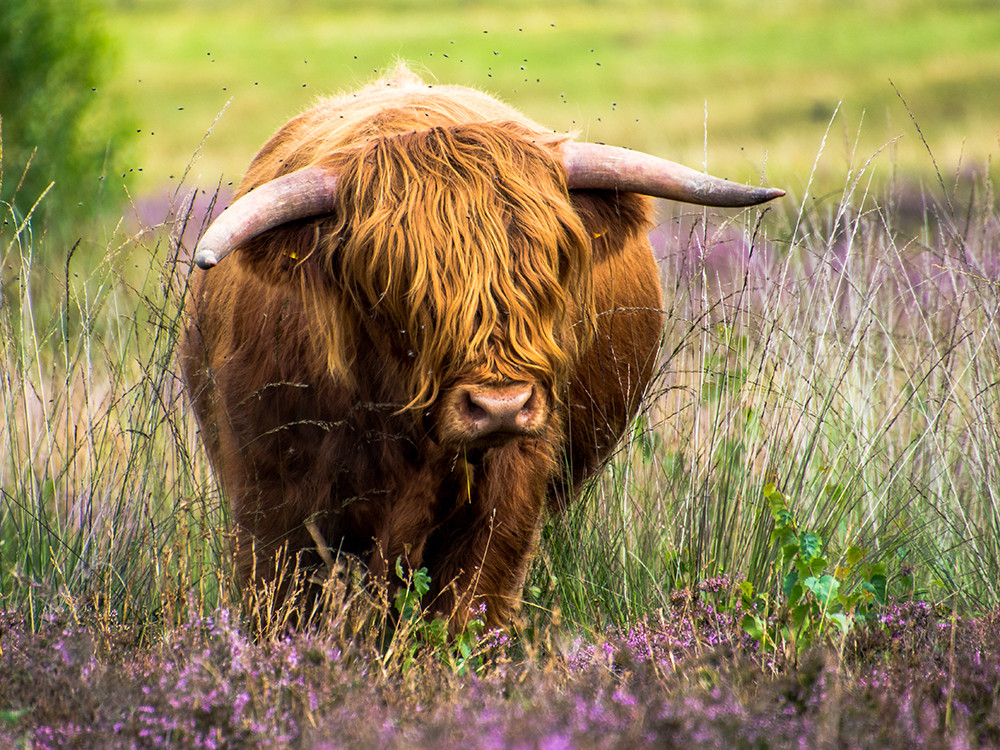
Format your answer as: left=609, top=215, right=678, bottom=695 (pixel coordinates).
left=298, top=121, right=596, bottom=410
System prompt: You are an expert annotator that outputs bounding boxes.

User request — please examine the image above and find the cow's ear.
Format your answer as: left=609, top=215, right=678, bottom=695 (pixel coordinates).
left=231, top=217, right=339, bottom=288
left=569, top=191, right=652, bottom=263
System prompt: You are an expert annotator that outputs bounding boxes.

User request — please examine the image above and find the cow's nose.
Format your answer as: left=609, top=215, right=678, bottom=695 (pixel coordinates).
left=456, top=381, right=542, bottom=438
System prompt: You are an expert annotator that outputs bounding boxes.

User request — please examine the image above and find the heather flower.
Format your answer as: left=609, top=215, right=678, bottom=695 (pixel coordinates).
left=3, top=597, right=1000, bottom=748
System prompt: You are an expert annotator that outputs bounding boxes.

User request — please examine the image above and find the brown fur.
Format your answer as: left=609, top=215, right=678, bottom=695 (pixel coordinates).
left=181, top=66, right=663, bottom=629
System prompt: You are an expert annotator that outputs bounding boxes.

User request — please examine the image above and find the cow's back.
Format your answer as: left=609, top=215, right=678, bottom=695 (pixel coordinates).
left=240, top=65, right=553, bottom=194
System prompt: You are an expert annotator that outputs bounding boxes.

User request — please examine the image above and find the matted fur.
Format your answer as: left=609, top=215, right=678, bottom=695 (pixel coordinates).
left=324, top=121, right=595, bottom=409
left=181, top=66, right=664, bottom=629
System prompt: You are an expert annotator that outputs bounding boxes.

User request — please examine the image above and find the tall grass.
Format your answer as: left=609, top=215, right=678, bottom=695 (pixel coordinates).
left=1, top=176, right=229, bottom=632
left=2, top=146, right=999, bottom=642
left=534, top=160, right=1000, bottom=628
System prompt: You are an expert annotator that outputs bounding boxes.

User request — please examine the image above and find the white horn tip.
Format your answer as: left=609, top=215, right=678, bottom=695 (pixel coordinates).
left=194, top=248, right=219, bottom=269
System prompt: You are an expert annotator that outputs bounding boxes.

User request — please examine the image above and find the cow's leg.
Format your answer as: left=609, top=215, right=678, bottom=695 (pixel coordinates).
left=357, top=466, right=447, bottom=613
left=422, top=439, right=553, bottom=630
left=231, top=521, right=320, bottom=631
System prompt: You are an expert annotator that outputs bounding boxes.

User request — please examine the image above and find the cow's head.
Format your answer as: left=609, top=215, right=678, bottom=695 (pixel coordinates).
left=326, top=123, right=592, bottom=449
left=193, top=122, right=782, bottom=449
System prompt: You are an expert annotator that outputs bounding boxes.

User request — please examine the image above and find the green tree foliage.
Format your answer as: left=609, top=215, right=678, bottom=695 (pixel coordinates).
left=0, top=0, right=133, bottom=235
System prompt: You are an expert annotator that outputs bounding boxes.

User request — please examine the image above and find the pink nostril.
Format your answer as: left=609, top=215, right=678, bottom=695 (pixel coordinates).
left=459, top=382, right=540, bottom=435
left=462, top=392, right=491, bottom=424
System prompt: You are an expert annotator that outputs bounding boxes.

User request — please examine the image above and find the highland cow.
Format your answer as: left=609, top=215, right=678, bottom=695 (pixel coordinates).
left=181, top=66, right=782, bottom=629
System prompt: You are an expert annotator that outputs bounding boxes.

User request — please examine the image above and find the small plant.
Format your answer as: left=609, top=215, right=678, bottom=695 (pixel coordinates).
left=382, top=558, right=487, bottom=675
left=739, top=483, right=888, bottom=661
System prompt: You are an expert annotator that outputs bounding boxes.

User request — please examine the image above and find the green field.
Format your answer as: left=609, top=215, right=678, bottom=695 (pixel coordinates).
left=109, top=0, right=1000, bottom=203
left=3, top=2, right=1000, bottom=744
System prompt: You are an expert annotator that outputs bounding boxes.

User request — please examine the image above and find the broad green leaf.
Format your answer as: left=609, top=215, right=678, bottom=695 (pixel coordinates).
left=742, top=613, right=764, bottom=641
left=799, top=531, right=823, bottom=563
left=775, top=510, right=795, bottom=530
left=808, top=556, right=829, bottom=577
left=413, top=566, right=432, bottom=597
left=825, top=612, right=851, bottom=634
left=791, top=602, right=812, bottom=630
left=846, top=545, right=865, bottom=567
left=781, top=540, right=800, bottom=566
left=772, top=526, right=797, bottom=549
left=804, top=574, right=840, bottom=606
left=868, top=573, right=887, bottom=604
left=764, top=483, right=788, bottom=514
left=783, top=570, right=800, bottom=602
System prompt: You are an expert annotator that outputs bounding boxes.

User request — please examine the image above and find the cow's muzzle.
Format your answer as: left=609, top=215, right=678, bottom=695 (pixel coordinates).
left=438, top=380, right=546, bottom=447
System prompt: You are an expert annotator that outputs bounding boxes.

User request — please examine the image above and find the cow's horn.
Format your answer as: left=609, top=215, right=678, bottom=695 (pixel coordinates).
left=194, top=166, right=340, bottom=269
left=562, top=142, right=784, bottom=207
left=194, top=144, right=783, bottom=269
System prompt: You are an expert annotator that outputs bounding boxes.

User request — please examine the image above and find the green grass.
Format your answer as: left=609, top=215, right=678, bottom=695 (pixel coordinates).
left=3, top=0, right=1000, bottom=644
left=108, top=0, right=1000, bottom=204
left=531, top=172, right=1000, bottom=630
left=0, top=182, right=230, bottom=627
left=14, top=161, right=998, bottom=640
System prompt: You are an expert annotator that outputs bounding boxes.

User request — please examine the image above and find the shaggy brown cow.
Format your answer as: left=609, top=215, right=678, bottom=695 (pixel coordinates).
left=181, top=66, right=782, bottom=629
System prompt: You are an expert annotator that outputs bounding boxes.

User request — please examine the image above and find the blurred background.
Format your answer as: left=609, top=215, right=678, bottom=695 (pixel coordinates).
left=3, top=0, right=998, bottom=243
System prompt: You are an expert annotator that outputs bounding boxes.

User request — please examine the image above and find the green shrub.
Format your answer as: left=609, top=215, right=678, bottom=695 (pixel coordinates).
left=0, top=0, right=133, bottom=239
